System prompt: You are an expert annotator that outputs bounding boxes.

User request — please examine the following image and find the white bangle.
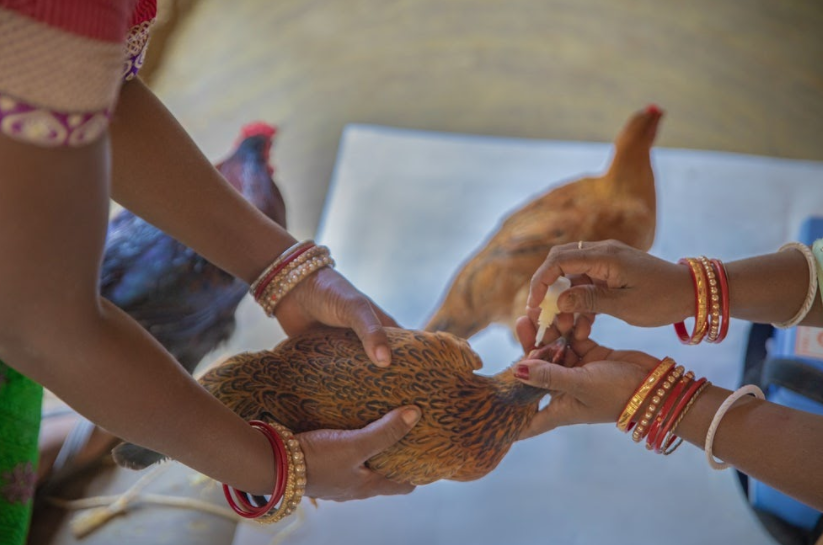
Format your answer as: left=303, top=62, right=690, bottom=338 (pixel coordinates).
left=772, top=242, right=818, bottom=329
left=704, top=384, right=765, bottom=470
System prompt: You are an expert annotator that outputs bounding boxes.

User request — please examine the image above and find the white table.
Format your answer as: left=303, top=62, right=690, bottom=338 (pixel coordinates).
left=238, top=124, right=823, bottom=545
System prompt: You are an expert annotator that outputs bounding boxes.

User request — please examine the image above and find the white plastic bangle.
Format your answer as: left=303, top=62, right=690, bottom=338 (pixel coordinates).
left=704, top=384, right=765, bottom=470
left=772, top=242, right=818, bottom=329
left=813, top=238, right=823, bottom=307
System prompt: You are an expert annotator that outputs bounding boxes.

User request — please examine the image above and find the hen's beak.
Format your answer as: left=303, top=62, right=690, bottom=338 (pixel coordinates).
left=527, top=336, right=567, bottom=364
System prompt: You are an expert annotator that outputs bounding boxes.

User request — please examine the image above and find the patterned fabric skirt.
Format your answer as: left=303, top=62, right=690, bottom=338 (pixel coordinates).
left=0, top=0, right=157, bottom=147
left=0, top=1, right=156, bottom=542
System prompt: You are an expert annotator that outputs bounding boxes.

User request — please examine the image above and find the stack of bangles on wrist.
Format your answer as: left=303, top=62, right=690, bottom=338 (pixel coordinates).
left=249, top=240, right=335, bottom=316
left=617, top=357, right=711, bottom=455
left=674, top=256, right=730, bottom=344
left=617, top=357, right=765, bottom=468
left=223, top=420, right=306, bottom=523
left=675, top=243, right=819, bottom=343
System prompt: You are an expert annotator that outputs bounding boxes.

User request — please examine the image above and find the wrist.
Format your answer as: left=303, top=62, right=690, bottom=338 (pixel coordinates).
left=672, top=262, right=695, bottom=323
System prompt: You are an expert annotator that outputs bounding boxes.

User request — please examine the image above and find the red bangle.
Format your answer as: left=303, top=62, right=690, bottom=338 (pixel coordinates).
left=232, top=422, right=289, bottom=515
left=711, top=259, right=730, bottom=343
left=674, top=258, right=709, bottom=345
left=253, top=243, right=316, bottom=300
left=223, top=420, right=288, bottom=518
left=654, top=377, right=707, bottom=453
left=646, top=372, right=691, bottom=450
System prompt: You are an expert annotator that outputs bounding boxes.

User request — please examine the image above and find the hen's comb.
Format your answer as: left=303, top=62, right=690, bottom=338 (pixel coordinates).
left=239, top=121, right=277, bottom=141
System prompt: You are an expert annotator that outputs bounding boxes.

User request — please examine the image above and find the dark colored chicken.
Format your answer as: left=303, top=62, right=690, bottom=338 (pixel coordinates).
left=101, top=122, right=286, bottom=373
left=425, top=106, right=662, bottom=339
left=114, top=327, right=561, bottom=485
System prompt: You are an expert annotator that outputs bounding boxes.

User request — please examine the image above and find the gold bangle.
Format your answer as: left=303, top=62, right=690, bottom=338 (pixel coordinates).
left=617, top=358, right=675, bottom=432
left=684, top=258, right=709, bottom=344
left=257, top=422, right=306, bottom=524
left=698, top=256, right=721, bottom=342
left=632, top=365, right=684, bottom=442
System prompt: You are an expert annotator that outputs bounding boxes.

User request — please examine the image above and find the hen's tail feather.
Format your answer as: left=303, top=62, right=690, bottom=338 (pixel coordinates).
left=111, top=442, right=168, bottom=470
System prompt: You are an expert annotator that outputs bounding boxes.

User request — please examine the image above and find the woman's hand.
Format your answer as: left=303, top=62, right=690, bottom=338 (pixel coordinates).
left=514, top=315, right=658, bottom=439
left=526, top=240, right=693, bottom=328
left=275, top=267, right=399, bottom=367
left=298, top=406, right=421, bottom=501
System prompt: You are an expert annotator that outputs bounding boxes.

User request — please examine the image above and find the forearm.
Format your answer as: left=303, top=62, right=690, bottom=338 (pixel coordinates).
left=676, top=385, right=823, bottom=510
left=4, top=298, right=275, bottom=496
left=109, top=79, right=295, bottom=284
left=725, top=249, right=822, bottom=326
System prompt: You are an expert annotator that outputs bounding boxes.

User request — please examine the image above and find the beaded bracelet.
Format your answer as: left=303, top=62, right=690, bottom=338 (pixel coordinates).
left=252, top=242, right=336, bottom=317
left=250, top=241, right=315, bottom=297
left=645, top=369, right=690, bottom=450
left=697, top=257, right=721, bottom=343
left=772, top=242, right=818, bottom=329
left=674, top=258, right=709, bottom=344
left=617, top=357, right=714, bottom=458
left=258, top=247, right=335, bottom=316
left=674, top=256, right=731, bottom=345
left=252, top=241, right=316, bottom=300
left=704, top=384, right=764, bottom=470
left=223, top=420, right=306, bottom=523
left=617, top=358, right=674, bottom=432
left=632, top=365, right=684, bottom=442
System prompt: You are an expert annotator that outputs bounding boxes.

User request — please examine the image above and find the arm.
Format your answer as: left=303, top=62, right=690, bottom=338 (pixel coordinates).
left=0, top=128, right=416, bottom=501
left=109, top=78, right=396, bottom=366
left=526, top=239, right=822, bottom=328
left=511, top=317, right=823, bottom=511
left=109, top=79, right=292, bottom=284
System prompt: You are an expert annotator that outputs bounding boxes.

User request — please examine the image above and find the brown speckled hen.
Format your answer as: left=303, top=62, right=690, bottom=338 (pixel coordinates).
left=425, top=105, right=663, bottom=339
left=114, top=327, right=560, bottom=485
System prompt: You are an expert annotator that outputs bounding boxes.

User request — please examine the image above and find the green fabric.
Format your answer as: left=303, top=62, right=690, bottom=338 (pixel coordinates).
left=0, top=360, right=42, bottom=545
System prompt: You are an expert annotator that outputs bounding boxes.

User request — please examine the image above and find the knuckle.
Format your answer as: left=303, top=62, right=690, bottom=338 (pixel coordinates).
left=580, top=287, right=598, bottom=311
left=534, top=363, right=554, bottom=389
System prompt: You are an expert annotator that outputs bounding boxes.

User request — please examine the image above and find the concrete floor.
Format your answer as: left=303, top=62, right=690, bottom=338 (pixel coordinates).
left=149, top=0, right=823, bottom=240
left=32, top=1, right=823, bottom=543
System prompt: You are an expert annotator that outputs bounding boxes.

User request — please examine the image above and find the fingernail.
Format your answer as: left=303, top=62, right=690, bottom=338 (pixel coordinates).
left=401, top=407, right=421, bottom=425
left=375, top=345, right=391, bottom=366
left=558, top=293, right=576, bottom=312
left=646, top=104, right=662, bottom=115
left=514, top=364, right=530, bottom=380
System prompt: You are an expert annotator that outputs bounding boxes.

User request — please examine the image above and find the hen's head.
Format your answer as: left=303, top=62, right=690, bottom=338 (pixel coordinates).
left=218, top=122, right=287, bottom=228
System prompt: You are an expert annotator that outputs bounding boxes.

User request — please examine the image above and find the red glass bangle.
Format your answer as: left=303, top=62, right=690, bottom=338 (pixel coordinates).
left=253, top=243, right=316, bottom=300
left=711, top=259, right=730, bottom=343
left=646, top=372, right=691, bottom=450
left=655, top=377, right=707, bottom=453
left=232, top=422, right=288, bottom=515
left=222, top=420, right=287, bottom=518
left=674, top=258, right=709, bottom=345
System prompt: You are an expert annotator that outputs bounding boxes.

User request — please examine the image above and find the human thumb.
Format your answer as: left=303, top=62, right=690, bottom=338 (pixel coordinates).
left=357, top=406, right=421, bottom=461
left=513, top=360, right=582, bottom=394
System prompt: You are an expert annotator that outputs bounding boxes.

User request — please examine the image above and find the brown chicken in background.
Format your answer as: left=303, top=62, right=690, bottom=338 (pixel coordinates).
left=113, top=327, right=563, bottom=485
left=425, top=105, right=663, bottom=339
